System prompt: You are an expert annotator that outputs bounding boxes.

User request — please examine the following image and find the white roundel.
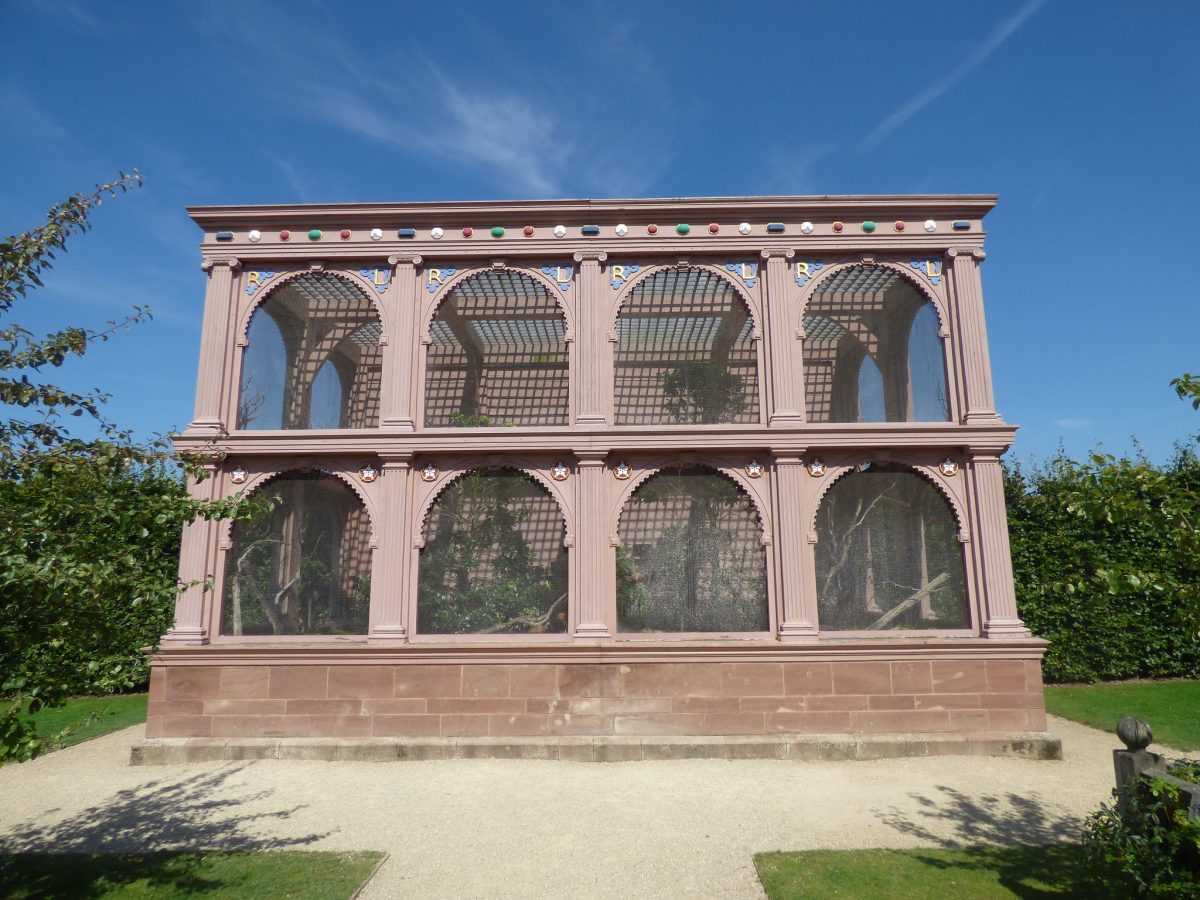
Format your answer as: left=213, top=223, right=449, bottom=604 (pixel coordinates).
left=800, top=222, right=814, bottom=234
left=553, top=225, right=567, bottom=238
left=369, top=228, right=384, bottom=241
left=738, top=222, right=751, bottom=235
left=430, top=227, right=444, bottom=240
left=924, top=220, right=937, bottom=233
left=248, top=229, right=261, bottom=242
left=615, top=223, right=629, bottom=236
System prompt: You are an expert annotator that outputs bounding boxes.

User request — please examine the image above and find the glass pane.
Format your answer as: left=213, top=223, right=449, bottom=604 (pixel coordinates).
left=309, top=360, right=344, bottom=429
left=239, top=312, right=286, bottom=429
left=418, top=469, right=568, bottom=634
left=222, top=472, right=371, bottom=635
left=615, top=268, right=759, bottom=425
left=424, top=271, right=568, bottom=427
left=908, top=303, right=949, bottom=421
left=617, top=466, right=768, bottom=632
left=857, top=354, right=886, bottom=423
left=804, top=266, right=949, bottom=423
left=815, top=464, right=969, bottom=630
left=238, top=273, right=382, bottom=430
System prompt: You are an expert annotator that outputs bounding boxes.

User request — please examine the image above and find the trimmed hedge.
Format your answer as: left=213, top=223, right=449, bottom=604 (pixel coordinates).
left=1006, top=446, right=1200, bottom=683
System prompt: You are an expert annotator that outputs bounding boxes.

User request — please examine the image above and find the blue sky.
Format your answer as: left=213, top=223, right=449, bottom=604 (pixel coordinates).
left=2, top=0, right=1198, bottom=464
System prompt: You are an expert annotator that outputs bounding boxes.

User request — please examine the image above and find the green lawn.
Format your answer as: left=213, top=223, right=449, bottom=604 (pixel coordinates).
left=754, top=845, right=1094, bottom=899
left=0, top=851, right=385, bottom=899
left=24, top=693, right=148, bottom=752
left=1044, top=679, right=1200, bottom=751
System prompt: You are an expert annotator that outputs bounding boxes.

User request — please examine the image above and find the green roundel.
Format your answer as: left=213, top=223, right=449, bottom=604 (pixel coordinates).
left=676, top=223, right=691, bottom=235
left=491, top=226, right=505, bottom=238
left=308, top=229, right=322, bottom=240
left=861, top=220, right=876, bottom=233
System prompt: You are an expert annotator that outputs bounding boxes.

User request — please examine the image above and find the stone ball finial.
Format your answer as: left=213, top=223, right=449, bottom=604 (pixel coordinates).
left=1117, top=716, right=1153, bottom=750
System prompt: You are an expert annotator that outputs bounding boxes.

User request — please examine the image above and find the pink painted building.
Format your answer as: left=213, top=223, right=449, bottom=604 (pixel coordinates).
left=138, top=196, right=1056, bottom=762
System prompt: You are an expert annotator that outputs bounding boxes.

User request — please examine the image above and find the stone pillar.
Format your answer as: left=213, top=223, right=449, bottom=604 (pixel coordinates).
left=381, top=254, right=422, bottom=431
left=773, top=454, right=818, bottom=640
left=161, top=462, right=220, bottom=645
left=761, top=249, right=803, bottom=426
left=970, top=454, right=1031, bottom=637
left=574, top=251, right=609, bottom=427
left=947, top=248, right=1002, bottom=424
left=369, top=455, right=413, bottom=643
left=573, top=452, right=611, bottom=637
left=188, top=257, right=240, bottom=434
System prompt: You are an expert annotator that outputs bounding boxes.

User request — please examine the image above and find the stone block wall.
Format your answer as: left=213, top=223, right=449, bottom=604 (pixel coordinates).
left=144, top=658, right=1047, bottom=741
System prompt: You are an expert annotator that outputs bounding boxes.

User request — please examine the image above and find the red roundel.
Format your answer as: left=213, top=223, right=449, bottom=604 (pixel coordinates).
left=279, top=230, right=291, bottom=241
left=462, top=227, right=473, bottom=238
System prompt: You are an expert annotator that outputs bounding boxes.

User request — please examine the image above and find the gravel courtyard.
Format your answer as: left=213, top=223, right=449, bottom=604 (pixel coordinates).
left=0, top=716, right=1146, bottom=898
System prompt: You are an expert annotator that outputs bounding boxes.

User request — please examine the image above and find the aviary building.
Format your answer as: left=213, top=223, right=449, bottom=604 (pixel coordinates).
left=138, top=196, right=1055, bottom=762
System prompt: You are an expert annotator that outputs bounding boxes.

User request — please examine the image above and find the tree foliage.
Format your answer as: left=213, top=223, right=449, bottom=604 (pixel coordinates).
left=0, top=175, right=254, bottom=761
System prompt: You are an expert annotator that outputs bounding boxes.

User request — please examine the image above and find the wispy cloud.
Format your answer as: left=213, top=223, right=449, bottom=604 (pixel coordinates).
left=25, top=0, right=126, bottom=36
left=302, top=71, right=572, bottom=196
left=859, top=0, right=1047, bottom=151
left=194, top=6, right=667, bottom=198
left=0, top=87, right=74, bottom=144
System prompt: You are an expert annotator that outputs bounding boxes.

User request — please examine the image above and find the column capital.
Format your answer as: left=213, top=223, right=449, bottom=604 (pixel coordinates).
left=946, top=247, right=986, bottom=262
left=379, top=453, right=414, bottom=468
left=573, top=250, right=608, bottom=263
left=388, top=253, right=423, bottom=267
left=574, top=451, right=609, bottom=464
left=772, top=453, right=807, bottom=466
left=201, top=256, right=240, bottom=272
left=760, top=248, right=795, bottom=261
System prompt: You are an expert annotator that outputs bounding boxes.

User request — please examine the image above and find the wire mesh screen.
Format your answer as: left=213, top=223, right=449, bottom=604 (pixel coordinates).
left=616, top=466, right=768, bottom=632
left=814, top=464, right=969, bottom=631
left=803, top=266, right=949, bottom=423
left=222, top=472, right=371, bottom=635
left=418, top=469, right=568, bottom=634
left=615, top=268, right=759, bottom=425
left=424, top=270, right=569, bottom=427
left=239, top=273, right=382, bottom=430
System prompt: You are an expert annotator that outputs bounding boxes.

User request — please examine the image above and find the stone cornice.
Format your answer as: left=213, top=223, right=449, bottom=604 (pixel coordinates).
left=188, top=194, right=998, bottom=228
left=151, top=635, right=1046, bottom=666
left=172, top=423, right=1019, bottom=457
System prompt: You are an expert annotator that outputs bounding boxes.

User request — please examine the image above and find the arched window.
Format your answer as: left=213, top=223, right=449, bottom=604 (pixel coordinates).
left=222, top=471, right=372, bottom=636
left=238, top=273, right=382, bottom=430
left=425, top=270, right=568, bottom=427
left=803, top=266, right=949, bottom=423
left=615, top=268, right=759, bottom=425
left=814, top=464, right=969, bottom=631
left=418, top=469, right=568, bottom=634
left=616, top=466, right=767, bottom=632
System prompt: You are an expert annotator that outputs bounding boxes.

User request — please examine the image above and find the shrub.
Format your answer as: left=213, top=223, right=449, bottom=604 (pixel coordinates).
left=1006, top=446, right=1200, bottom=683
left=1083, top=761, right=1200, bottom=897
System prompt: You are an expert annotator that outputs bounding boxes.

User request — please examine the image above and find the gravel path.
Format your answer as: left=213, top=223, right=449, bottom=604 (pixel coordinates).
left=0, top=717, right=1159, bottom=898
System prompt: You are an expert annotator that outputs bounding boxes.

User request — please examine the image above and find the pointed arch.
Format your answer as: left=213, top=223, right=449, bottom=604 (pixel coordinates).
left=811, top=462, right=970, bottom=631
left=615, top=463, right=769, bottom=633
left=423, top=267, right=571, bottom=427
left=799, top=262, right=951, bottom=424
left=237, top=270, right=384, bottom=430
left=610, top=265, right=761, bottom=425
left=220, top=468, right=374, bottom=636
left=416, top=466, right=570, bottom=635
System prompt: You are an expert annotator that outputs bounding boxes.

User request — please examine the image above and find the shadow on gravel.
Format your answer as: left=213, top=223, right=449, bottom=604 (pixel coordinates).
left=881, top=786, right=1092, bottom=897
left=0, top=764, right=327, bottom=854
